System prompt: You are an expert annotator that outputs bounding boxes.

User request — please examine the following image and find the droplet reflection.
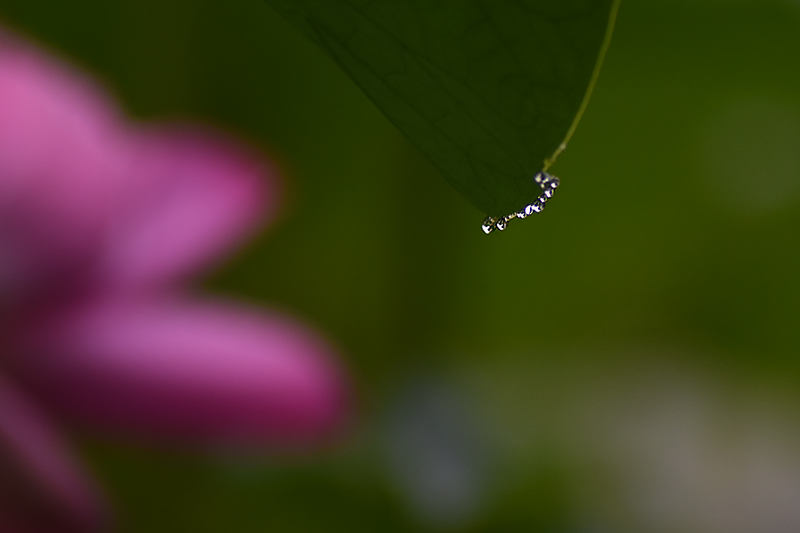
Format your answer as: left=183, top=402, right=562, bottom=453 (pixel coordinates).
left=479, top=171, right=560, bottom=233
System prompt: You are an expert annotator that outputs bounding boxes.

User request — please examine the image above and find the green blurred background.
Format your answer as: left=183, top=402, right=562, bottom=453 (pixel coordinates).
left=4, top=0, right=800, bottom=531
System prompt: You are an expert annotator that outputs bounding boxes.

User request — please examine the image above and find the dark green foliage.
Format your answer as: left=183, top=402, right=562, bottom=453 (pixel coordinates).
left=264, top=0, right=618, bottom=216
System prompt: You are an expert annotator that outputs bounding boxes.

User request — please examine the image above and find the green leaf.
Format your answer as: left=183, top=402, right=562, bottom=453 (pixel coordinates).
left=263, top=0, right=620, bottom=217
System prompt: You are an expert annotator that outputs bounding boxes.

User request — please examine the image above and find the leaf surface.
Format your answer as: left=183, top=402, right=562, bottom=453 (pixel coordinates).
left=264, top=0, right=619, bottom=217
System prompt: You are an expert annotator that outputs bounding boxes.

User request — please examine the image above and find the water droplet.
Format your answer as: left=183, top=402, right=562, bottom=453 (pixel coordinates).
left=481, top=172, right=561, bottom=234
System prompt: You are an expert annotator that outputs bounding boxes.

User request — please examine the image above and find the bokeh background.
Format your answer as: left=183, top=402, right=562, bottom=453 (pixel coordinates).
left=4, top=0, right=800, bottom=531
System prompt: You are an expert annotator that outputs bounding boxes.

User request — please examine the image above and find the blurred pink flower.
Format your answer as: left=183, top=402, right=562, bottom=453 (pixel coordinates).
left=0, top=29, right=351, bottom=532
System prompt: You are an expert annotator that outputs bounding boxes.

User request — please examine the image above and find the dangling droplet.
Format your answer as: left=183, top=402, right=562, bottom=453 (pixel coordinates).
left=481, top=172, right=561, bottom=234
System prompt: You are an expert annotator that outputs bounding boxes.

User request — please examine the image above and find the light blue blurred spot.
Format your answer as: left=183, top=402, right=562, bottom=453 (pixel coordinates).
left=381, top=377, right=492, bottom=527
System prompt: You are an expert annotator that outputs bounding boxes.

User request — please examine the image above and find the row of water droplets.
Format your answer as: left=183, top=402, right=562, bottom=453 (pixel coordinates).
left=481, top=171, right=560, bottom=234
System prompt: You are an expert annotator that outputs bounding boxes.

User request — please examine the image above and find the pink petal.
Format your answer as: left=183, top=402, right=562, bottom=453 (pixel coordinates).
left=15, top=297, right=351, bottom=449
left=0, top=28, right=277, bottom=308
left=95, top=127, right=277, bottom=290
left=0, top=373, right=106, bottom=533
left=0, top=30, right=129, bottom=309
